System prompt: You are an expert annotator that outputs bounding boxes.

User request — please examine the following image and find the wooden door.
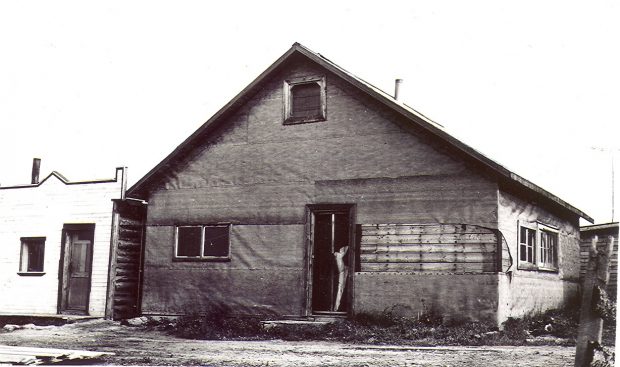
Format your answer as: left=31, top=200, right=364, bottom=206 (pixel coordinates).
left=60, top=226, right=94, bottom=314
left=310, top=209, right=351, bottom=314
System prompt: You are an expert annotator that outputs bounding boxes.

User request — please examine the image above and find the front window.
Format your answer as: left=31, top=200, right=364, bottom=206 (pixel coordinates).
left=175, top=225, right=230, bottom=261
left=19, top=237, right=46, bottom=273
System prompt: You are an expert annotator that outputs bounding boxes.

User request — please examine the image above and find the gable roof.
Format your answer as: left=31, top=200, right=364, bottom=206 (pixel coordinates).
left=127, top=43, right=593, bottom=223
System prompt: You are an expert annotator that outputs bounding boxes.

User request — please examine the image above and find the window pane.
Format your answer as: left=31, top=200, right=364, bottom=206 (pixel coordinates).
left=519, top=227, right=536, bottom=264
left=291, top=83, right=321, bottom=118
left=539, top=230, right=558, bottom=268
left=203, top=226, right=229, bottom=257
left=20, top=239, right=45, bottom=272
left=177, top=227, right=202, bottom=257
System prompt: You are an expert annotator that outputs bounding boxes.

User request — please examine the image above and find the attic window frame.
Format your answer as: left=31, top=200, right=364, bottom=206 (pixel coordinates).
left=517, top=221, right=559, bottom=272
left=173, top=224, right=231, bottom=262
left=283, top=75, right=326, bottom=125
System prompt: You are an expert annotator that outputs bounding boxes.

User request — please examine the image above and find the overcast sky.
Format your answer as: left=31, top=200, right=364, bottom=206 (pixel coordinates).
left=0, top=1, right=618, bottom=225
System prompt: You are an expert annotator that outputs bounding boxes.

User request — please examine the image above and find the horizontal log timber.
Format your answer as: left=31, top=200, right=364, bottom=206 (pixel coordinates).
left=113, top=283, right=138, bottom=292
left=117, top=239, right=141, bottom=248
left=361, top=243, right=496, bottom=254
left=115, top=269, right=139, bottom=277
left=361, top=252, right=494, bottom=263
left=119, top=217, right=142, bottom=226
left=113, top=275, right=138, bottom=282
left=361, top=224, right=495, bottom=236
left=361, top=233, right=497, bottom=244
left=361, top=262, right=497, bottom=273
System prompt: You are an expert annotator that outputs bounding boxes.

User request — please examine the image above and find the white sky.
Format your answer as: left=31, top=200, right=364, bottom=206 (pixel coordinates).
left=0, top=1, right=618, bottom=225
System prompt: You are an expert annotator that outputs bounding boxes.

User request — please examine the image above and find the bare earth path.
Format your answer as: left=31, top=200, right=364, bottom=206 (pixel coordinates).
left=0, top=320, right=575, bottom=366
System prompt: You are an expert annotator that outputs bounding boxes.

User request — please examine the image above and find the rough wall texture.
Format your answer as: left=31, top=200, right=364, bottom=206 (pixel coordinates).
left=496, top=189, right=581, bottom=322
left=140, top=58, right=500, bottom=316
left=0, top=170, right=123, bottom=316
left=354, top=273, right=500, bottom=323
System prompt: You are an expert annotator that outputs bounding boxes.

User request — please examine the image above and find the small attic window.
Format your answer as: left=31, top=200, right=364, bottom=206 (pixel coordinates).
left=283, top=76, right=326, bottom=124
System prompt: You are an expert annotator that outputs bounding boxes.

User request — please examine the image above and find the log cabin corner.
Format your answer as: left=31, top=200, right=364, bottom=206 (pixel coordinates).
left=125, top=43, right=593, bottom=325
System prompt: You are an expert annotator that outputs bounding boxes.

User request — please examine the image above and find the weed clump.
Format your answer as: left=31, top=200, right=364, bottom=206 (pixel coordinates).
left=161, top=302, right=615, bottom=347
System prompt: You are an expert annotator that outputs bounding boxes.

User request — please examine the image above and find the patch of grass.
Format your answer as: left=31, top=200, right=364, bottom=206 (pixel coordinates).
left=159, top=302, right=616, bottom=347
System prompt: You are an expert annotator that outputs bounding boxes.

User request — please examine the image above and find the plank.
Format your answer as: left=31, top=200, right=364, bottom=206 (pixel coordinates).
left=361, top=262, right=497, bottom=273
left=360, top=243, right=496, bottom=254
left=361, top=234, right=498, bottom=245
left=361, top=224, right=494, bottom=236
left=0, top=345, right=114, bottom=365
left=361, top=252, right=495, bottom=263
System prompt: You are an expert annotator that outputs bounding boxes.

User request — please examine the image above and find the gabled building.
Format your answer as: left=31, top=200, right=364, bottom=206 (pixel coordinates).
left=0, top=160, right=127, bottom=317
left=126, top=43, right=592, bottom=324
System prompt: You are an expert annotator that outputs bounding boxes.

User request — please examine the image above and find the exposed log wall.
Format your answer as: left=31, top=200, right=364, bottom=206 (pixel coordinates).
left=107, top=201, right=145, bottom=320
left=360, top=224, right=500, bottom=273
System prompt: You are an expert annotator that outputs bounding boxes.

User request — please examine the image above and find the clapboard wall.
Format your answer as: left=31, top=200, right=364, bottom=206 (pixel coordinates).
left=0, top=169, right=124, bottom=316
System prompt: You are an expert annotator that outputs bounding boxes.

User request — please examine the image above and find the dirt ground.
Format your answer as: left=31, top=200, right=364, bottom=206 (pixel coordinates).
left=0, top=319, right=578, bottom=366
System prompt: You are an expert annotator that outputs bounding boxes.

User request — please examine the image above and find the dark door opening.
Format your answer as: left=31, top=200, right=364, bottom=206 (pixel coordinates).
left=59, top=224, right=95, bottom=315
left=309, top=207, right=352, bottom=314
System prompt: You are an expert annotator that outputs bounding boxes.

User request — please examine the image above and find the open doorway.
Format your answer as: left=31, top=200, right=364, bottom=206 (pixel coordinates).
left=306, top=205, right=354, bottom=315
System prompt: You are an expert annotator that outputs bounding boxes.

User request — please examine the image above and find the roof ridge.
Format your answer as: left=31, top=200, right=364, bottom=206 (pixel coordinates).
left=127, top=42, right=593, bottom=223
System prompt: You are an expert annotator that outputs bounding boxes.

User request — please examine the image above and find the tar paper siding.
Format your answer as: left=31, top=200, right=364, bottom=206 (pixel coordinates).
left=140, top=59, right=499, bottom=317
left=0, top=170, right=124, bottom=316
left=496, top=189, right=581, bottom=322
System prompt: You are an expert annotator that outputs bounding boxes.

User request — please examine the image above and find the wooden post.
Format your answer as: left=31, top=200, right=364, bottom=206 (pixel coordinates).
left=574, top=235, right=615, bottom=367
left=104, top=200, right=121, bottom=320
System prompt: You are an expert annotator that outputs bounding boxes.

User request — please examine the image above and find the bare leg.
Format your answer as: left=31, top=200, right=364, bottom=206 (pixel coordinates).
left=333, top=246, right=349, bottom=311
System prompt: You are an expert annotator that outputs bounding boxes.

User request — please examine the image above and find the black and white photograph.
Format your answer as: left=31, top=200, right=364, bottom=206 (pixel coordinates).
left=0, top=1, right=618, bottom=366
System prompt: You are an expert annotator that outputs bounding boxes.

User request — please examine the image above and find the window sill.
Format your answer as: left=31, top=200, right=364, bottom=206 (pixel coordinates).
left=283, top=116, right=326, bottom=125
left=17, top=272, right=46, bottom=276
left=172, top=257, right=231, bottom=263
left=517, top=264, right=558, bottom=273
left=537, top=267, right=559, bottom=273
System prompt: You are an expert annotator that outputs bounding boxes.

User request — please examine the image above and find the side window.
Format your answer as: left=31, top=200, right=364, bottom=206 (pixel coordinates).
left=19, top=237, right=46, bottom=273
left=538, top=229, right=558, bottom=270
left=283, top=76, right=326, bottom=124
left=517, top=222, right=559, bottom=272
left=518, top=226, right=536, bottom=269
left=175, top=224, right=231, bottom=261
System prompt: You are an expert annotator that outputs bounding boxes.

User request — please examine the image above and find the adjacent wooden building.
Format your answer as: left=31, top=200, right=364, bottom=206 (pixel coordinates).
left=126, top=43, right=593, bottom=324
left=0, top=162, right=127, bottom=317
left=580, top=222, right=619, bottom=299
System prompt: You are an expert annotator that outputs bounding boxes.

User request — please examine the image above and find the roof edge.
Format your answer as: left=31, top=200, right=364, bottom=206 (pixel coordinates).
left=580, top=222, right=619, bottom=231
left=0, top=167, right=125, bottom=190
left=127, top=42, right=593, bottom=223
